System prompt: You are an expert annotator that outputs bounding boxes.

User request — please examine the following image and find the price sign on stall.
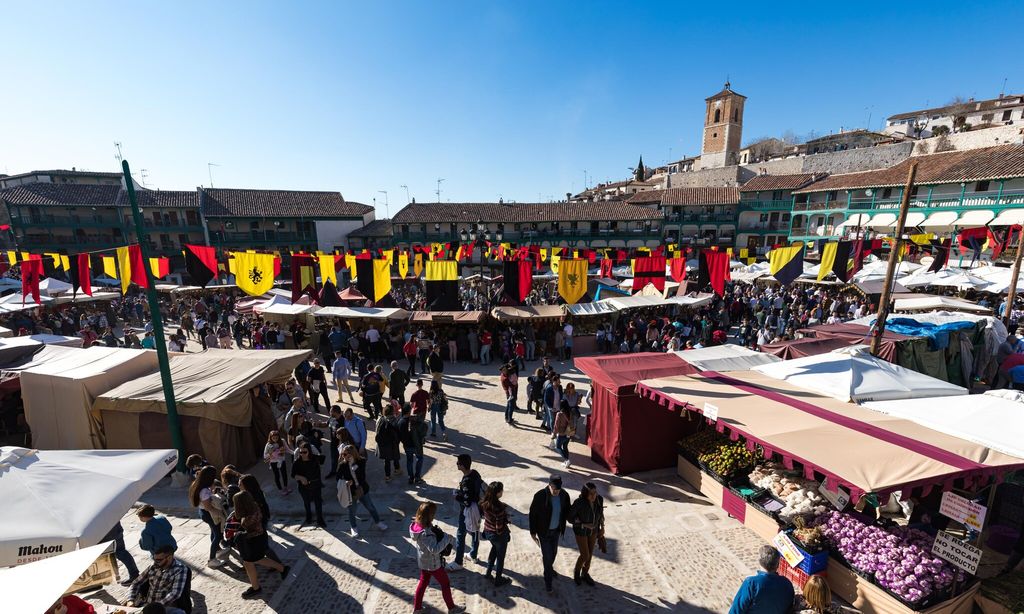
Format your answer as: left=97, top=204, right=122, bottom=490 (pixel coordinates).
left=932, top=531, right=981, bottom=575
left=702, top=402, right=719, bottom=423
left=772, top=531, right=805, bottom=568
left=939, top=491, right=987, bottom=532
left=818, top=481, right=851, bottom=511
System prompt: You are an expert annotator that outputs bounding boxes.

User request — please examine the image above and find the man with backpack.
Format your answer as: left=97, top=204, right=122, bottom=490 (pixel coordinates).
left=398, top=404, right=427, bottom=485
left=447, top=453, right=483, bottom=572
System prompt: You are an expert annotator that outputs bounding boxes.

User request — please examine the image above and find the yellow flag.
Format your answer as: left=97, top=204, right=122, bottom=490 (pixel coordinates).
left=318, top=254, right=337, bottom=286
left=116, top=246, right=132, bottom=294
left=382, top=249, right=394, bottom=266
left=6, top=251, right=17, bottom=265
left=398, top=253, right=409, bottom=278
left=818, top=242, right=838, bottom=282
left=414, top=253, right=424, bottom=277
left=234, top=252, right=276, bottom=296
left=372, top=259, right=391, bottom=302
left=550, top=254, right=561, bottom=275
left=540, top=248, right=548, bottom=263
left=551, top=247, right=562, bottom=258
left=60, top=255, right=70, bottom=271
left=344, top=253, right=356, bottom=274
left=102, top=256, right=117, bottom=279
left=558, top=258, right=588, bottom=304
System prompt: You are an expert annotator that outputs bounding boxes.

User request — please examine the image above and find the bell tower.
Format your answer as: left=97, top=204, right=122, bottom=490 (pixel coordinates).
left=700, top=81, right=745, bottom=169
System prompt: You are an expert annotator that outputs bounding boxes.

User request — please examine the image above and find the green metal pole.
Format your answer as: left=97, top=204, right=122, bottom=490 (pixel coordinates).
left=121, top=160, right=186, bottom=474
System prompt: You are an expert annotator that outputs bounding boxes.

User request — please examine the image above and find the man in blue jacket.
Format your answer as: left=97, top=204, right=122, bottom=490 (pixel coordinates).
left=729, top=545, right=794, bottom=614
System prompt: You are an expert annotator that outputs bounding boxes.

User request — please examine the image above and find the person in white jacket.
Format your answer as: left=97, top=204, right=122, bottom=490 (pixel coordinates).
left=409, top=502, right=465, bottom=614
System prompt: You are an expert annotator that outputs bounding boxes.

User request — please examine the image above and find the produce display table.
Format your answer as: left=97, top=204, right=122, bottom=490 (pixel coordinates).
left=676, top=454, right=979, bottom=614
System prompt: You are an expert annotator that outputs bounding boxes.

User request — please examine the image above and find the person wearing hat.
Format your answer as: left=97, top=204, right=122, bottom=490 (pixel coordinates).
left=528, top=475, right=572, bottom=593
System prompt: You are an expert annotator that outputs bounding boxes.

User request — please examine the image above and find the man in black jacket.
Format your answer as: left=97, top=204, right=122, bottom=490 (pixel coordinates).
left=529, top=475, right=572, bottom=593
left=447, top=453, right=483, bottom=571
left=426, top=345, right=444, bottom=384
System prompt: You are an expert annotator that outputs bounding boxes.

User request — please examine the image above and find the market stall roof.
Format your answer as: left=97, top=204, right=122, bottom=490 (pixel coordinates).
left=797, top=322, right=911, bottom=363
left=864, top=389, right=1024, bottom=460
left=90, top=275, right=119, bottom=287
left=491, top=305, right=565, bottom=322
left=672, top=344, right=781, bottom=372
left=313, top=306, right=410, bottom=320
left=0, top=446, right=177, bottom=567
left=53, top=291, right=121, bottom=305
left=850, top=280, right=910, bottom=296
left=760, top=336, right=856, bottom=360
left=635, top=371, right=1024, bottom=499
left=38, top=278, right=73, bottom=295
left=600, top=293, right=715, bottom=311
left=894, top=296, right=991, bottom=314
left=752, top=346, right=968, bottom=402
left=566, top=301, right=619, bottom=317
left=260, top=302, right=317, bottom=316
left=94, top=349, right=310, bottom=426
left=0, top=334, right=83, bottom=348
left=409, top=311, right=484, bottom=324
left=339, top=286, right=368, bottom=301
left=575, top=352, right=695, bottom=396
left=0, top=540, right=112, bottom=612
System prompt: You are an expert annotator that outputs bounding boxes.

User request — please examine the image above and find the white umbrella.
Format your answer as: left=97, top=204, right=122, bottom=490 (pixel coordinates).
left=0, top=541, right=113, bottom=613
left=0, top=447, right=177, bottom=567
left=928, top=272, right=992, bottom=291
left=38, top=278, right=73, bottom=296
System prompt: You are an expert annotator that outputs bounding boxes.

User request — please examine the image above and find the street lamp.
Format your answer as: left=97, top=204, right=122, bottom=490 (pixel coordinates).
left=460, top=229, right=468, bottom=242
left=496, top=230, right=504, bottom=242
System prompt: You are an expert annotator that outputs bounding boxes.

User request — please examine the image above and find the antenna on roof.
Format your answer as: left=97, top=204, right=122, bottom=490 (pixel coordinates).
left=114, top=142, right=124, bottom=164
left=1000, top=77, right=1008, bottom=98
left=208, top=163, right=221, bottom=188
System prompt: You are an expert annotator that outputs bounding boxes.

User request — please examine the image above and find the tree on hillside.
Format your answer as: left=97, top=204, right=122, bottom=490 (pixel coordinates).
left=946, top=96, right=975, bottom=133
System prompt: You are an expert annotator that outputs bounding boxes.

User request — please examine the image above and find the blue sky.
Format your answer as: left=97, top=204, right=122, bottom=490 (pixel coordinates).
left=2, top=1, right=1022, bottom=215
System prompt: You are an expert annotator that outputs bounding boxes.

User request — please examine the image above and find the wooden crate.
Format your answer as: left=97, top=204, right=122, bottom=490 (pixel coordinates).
left=826, top=558, right=979, bottom=614
left=676, top=454, right=723, bottom=502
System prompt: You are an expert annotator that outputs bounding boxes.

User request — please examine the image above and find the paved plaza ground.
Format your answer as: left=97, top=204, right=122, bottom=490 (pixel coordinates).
left=86, top=358, right=765, bottom=613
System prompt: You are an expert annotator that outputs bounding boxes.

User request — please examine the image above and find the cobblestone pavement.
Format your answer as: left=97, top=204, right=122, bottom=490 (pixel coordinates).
left=85, top=358, right=764, bottom=613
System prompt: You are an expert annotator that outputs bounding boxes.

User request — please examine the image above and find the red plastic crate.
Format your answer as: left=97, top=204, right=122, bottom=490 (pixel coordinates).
left=777, top=555, right=827, bottom=589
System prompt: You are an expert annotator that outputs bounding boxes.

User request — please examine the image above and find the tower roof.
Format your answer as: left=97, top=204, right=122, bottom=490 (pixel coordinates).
left=706, top=81, right=746, bottom=101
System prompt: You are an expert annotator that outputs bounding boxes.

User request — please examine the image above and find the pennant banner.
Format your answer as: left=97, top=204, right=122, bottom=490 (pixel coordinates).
left=234, top=251, right=276, bottom=296
left=769, top=245, right=805, bottom=286
left=557, top=258, right=588, bottom=304
left=632, top=255, right=667, bottom=294
left=425, top=260, right=460, bottom=310
left=502, top=259, right=532, bottom=304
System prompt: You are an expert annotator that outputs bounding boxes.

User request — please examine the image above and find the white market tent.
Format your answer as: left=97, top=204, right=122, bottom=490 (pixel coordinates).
left=38, top=278, right=73, bottom=296
left=22, top=347, right=159, bottom=450
left=894, top=296, right=991, bottom=314
left=672, top=344, right=781, bottom=372
left=600, top=293, right=715, bottom=311
left=0, top=540, right=113, bottom=611
left=752, top=346, right=968, bottom=403
left=863, top=390, right=1024, bottom=460
left=0, top=334, right=83, bottom=348
left=260, top=302, right=317, bottom=316
left=314, top=306, right=410, bottom=320
left=565, top=302, right=618, bottom=317
left=928, top=271, right=993, bottom=292
left=0, top=541, right=113, bottom=612
left=0, top=446, right=176, bottom=567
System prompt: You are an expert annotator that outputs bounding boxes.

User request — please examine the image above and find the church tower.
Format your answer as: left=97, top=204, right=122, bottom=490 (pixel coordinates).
left=699, top=81, right=745, bottom=169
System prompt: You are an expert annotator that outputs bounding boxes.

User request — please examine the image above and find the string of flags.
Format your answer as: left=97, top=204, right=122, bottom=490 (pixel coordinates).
left=2, top=226, right=1018, bottom=306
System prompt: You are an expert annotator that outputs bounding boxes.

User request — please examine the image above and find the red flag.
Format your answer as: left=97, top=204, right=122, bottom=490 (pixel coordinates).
left=21, top=256, right=43, bottom=304
left=72, top=253, right=92, bottom=296
left=632, top=256, right=667, bottom=293
left=698, top=250, right=731, bottom=297
left=599, top=258, right=614, bottom=278
left=669, top=257, right=687, bottom=283
left=128, top=244, right=149, bottom=288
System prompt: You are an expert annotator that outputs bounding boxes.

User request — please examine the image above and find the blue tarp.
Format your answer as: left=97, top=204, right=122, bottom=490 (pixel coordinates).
left=871, top=317, right=976, bottom=350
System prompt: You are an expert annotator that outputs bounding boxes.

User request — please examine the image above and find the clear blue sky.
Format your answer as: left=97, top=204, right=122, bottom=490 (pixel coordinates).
left=2, top=1, right=1022, bottom=215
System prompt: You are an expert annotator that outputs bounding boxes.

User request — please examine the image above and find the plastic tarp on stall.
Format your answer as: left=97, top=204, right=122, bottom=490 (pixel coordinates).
left=863, top=390, right=1024, bottom=460
left=0, top=334, right=84, bottom=348
left=672, top=344, right=781, bottom=372
left=314, top=306, right=410, bottom=320
left=0, top=541, right=113, bottom=611
left=752, top=347, right=968, bottom=402
left=21, top=347, right=159, bottom=450
left=636, top=371, right=1024, bottom=500
left=95, top=349, right=310, bottom=468
left=0, top=446, right=177, bottom=567
left=796, top=323, right=910, bottom=363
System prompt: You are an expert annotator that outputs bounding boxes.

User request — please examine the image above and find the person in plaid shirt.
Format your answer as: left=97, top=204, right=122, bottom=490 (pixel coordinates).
left=124, top=544, right=190, bottom=613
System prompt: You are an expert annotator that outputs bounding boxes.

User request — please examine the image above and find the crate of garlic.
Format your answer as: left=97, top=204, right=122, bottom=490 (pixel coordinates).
left=748, top=462, right=831, bottom=524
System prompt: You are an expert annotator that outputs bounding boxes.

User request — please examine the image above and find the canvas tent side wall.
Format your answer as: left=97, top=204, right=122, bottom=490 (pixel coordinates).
left=95, top=349, right=310, bottom=467
left=575, top=353, right=700, bottom=475
left=21, top=348, right=159, bottom=450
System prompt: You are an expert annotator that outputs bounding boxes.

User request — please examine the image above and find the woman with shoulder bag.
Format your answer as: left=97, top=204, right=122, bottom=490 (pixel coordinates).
left=553, top=401, right=574, bottom=468
left=232, top=491, right=289, bottom=599
left=480, top=482, right=512, bottom=587
left=337, top=445, right=388, bottom=538
left=567, top=482, right=605, bottom=587
left=409, top=502, right=465, bottom=614
left=188, top=466, right=227, bottom=568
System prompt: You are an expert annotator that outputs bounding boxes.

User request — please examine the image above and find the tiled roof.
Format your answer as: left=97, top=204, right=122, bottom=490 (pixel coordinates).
left=887, top=95, right=1024, bottom=121
left=793, top=144, right=1024, bottom=194
left=0, top=169, right=124, bottom=181
left=626, top=187, right=740, bottom=206
left=392, top=201, right=662, bottom=224
left=0, top=183, right=122, bottom=206
left=706, top=82, right=745, bottom=101
left=201, top=188, right=370, bottom=218
left=740, top=173, right=822, bottom=192
left=348, top=219, right=393, bottom=238
left=116, top=190, right=199, bottom=209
